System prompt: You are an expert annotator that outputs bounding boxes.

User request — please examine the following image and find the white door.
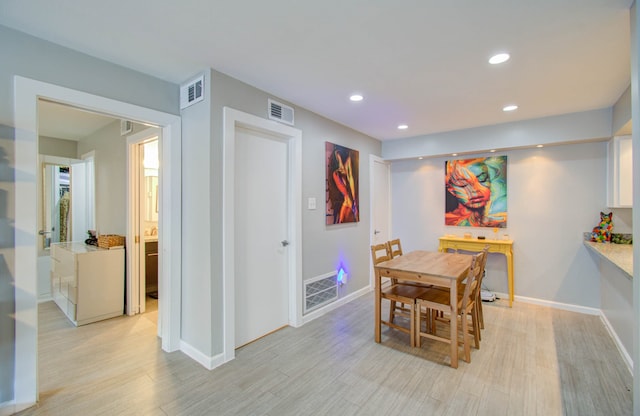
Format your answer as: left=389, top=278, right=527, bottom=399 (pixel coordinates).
left=371, top=156, right=391, bottom=245
left=234, top=126, right=289, bottom=348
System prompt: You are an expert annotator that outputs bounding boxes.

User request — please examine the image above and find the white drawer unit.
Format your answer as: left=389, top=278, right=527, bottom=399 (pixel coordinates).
left=50, top=242, right=125, bottom=326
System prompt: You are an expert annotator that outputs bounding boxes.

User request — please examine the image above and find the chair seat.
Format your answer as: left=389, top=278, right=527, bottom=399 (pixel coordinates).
left=417, top=286, right=464, bottom=308
left=382, top=283, right=429, bottom=303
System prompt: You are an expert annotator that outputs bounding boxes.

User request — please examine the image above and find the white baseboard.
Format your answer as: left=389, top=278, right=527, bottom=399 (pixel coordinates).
left=599, top=313, right=633, bottom=374
left=178, top=286, right=372, bottom=371
left=301, top=286, right=371, bottom=325
left=494, top=292, right=631, bottom=374
left=179, top=340, right=226, bottom=371
left=496, top=292, right=601, bottom=315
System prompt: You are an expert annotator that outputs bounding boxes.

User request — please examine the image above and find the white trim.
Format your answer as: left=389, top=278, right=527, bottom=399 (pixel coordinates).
left=13, top=76, right=182, bottom=410
left=179, top=340, right=226, bottom=371
left=301, top=286, right=371, bottom=325
left=600, top=313, right=633, bottom=374
left=511, top=292, right=632, bottom=374
left=507, top=293, right=601, bottom=315
left=222, top=107, right=302, bottom=363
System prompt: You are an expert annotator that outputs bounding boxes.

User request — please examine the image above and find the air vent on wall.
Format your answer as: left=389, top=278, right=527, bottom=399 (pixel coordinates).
left=120, top=120, right=133, bottom=136
left=180, top=74, right=205, bottom=110
left=268, top=99, right=294, bottom=125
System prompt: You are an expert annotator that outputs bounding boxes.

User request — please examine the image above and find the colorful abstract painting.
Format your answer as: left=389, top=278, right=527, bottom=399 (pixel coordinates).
left=326, top=142, right=359, bottom=224
left=444, top=155, right=507, bottom=228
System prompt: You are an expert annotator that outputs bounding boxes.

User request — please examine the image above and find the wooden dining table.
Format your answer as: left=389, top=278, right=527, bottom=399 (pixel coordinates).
left=374, top=250, right=473, bottom=368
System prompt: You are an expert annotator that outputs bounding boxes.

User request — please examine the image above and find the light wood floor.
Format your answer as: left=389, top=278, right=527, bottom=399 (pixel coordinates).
left=18, top=293, right=631, bottom=416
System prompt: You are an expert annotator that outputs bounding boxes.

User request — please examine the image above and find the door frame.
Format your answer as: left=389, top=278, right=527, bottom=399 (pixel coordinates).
left=222, top=107, right=302, bottom=362
left=369, top=155, right=392, bottom=288
left=126, top=128, right=160, bottom=316
left=13, top=76, right=182, bottom=411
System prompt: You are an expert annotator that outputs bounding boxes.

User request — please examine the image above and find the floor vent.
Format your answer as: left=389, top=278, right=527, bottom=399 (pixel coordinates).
left=180, top=74, right=205, bottom=110
left=268, top=99, right=295, bottom=125
left=304, top=271, right=338, bottom=314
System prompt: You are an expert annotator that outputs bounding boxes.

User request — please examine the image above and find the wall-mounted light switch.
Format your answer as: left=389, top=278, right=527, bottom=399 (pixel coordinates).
left=308, top=197, right=316, bottom=210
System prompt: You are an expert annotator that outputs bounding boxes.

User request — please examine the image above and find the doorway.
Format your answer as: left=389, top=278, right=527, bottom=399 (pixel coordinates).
left=14, top=76, right=182, bottom=410
left=370, top=155, right=391, bottom=285
left=222, top=107, right=302, bottom=362
left=36, top=154, right=95, bottom=302
left=234, top=126, right=289, bottom=347
left=127, top=128, right=161, bottom=318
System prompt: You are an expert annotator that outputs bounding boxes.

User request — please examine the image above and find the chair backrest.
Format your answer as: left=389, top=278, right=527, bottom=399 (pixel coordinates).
left=475, top=245, right=490, bottom=289
left=461, top=250, right=486, bottom=310
left=388, top=238, right=403, bottom=258
left=371, top=243, right=392, bottom=266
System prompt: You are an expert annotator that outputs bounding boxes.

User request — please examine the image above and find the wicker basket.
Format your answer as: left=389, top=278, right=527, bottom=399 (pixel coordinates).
left=97, top=234, right=125, bottom=248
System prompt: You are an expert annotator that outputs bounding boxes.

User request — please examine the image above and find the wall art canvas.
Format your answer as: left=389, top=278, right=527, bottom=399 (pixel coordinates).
left=326, top=142, right=359, bottom=224
left=445, top=155, right=507, bottom=228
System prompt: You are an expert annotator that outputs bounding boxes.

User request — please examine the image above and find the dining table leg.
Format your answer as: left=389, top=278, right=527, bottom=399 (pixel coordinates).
left=375, top=269, right=381, bottom=343
left=449, top=281, right=458, bottom=368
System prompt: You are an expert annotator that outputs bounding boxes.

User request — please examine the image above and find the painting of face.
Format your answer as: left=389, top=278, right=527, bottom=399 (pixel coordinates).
left=445, top=156, right=507, bottom=228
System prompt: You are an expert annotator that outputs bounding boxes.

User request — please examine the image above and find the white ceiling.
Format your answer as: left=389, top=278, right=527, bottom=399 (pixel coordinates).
left=0, top=0, right=633, bottom=141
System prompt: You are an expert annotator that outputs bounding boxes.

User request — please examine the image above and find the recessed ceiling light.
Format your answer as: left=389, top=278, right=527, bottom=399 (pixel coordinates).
left=536, top=144, right=544, bottom=148
left=503, top=105, right=518, bottom=112
left=489, top=53, right=510, bottom=65
left=349, top=94, right=363, bottom=102
left=489, top=149, right=496, bottom=153
left=452, top=153, right=458, bottom=157
left=418, top=157, right=424, bottom=160
left=397, top=124, right=408, bottom=130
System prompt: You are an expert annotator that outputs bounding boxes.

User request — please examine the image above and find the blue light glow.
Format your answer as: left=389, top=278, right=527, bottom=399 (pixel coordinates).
left=337, top=267, right=346, bottom=284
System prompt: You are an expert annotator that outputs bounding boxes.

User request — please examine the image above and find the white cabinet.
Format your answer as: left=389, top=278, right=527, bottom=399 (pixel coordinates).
left=607, top=135, right=633, bottom=208
left=51, top=242, right=125, bottom=326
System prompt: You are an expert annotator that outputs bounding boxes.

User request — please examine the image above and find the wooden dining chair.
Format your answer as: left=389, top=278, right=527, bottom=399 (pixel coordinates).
left=432, top=245, right=489, bottom=339
left=371, top=243, right=427, bottom=346
left=475, top=246, right=490, bottom=335
left=388, top=238, right=403, bottom=258
left=386, top=238, right=433, bottom=325
left=414, top=250, right=485, bottom=364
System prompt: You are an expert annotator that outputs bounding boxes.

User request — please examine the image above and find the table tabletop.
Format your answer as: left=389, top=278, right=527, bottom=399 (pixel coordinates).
left=375, top=250, right=472, bottom=281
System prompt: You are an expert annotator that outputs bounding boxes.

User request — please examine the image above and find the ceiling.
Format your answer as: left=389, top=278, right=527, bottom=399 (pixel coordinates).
left=0, top=0, right=633, bottom=141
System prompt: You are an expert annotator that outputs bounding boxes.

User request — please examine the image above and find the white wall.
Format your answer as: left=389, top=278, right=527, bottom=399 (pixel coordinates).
left=390, top=142, right=606, bottom=308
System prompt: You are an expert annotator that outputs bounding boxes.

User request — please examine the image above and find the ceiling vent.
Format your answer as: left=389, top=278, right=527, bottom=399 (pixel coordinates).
left=180, top=75, right=205, bottom=110
left=268, top=99, right=294, bottom=125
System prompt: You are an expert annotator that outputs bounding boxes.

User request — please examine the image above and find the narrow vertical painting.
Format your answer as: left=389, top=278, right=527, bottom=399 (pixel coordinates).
left=326, top=142, right=359, bottom=224
left=444, top=155, right=507, bottom=228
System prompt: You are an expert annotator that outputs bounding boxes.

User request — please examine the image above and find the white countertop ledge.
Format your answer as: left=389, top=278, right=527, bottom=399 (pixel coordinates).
left=584, top=241, right=633, bottom=278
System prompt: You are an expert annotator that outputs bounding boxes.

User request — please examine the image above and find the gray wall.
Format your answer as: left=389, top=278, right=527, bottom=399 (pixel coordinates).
left=0, top=24, right=177, bottom=404
left=390, top=141, right=606, bottom=307
left=77, top=120, right=150, bottom=236
left=178, top=69, right=382, bottom=356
